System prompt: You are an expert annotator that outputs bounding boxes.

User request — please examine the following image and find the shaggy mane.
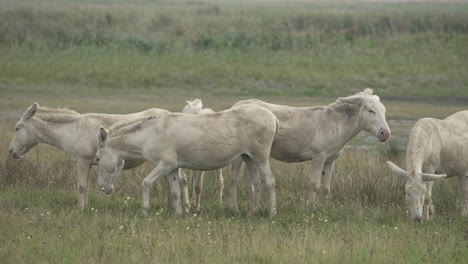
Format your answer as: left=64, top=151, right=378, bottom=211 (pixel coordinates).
left=108, top=115, right=162, bottom=136
left=34, top=105, right=81, bottom=123
left=37, top=106, right=79, bottom=115
left=330, top=88, right=378, bottom=107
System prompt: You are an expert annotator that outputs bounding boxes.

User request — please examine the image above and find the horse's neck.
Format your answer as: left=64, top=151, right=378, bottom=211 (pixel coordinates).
left=32, top=117, right=79, bottom=150
left=405, top=122, right=440, bottom=174
left=109, top=134, right=145, bottom=160
left=327, top=103, right=362, bottom=146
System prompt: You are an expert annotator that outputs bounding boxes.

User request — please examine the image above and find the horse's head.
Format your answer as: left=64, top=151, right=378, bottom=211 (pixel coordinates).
left=95, top=127, right=124, bottom=195
left=182, top=98, right=203, bottom=114
left=387, top=161, right=446, bottom=222
left=338, top=89, right=390, bottom=142
left=9, top=103, right=39, bottom=159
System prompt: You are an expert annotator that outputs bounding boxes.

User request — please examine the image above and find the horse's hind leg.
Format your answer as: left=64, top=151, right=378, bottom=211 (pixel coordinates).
left=256, top=161, right=277, bottom=217
left=229, top=157, right=243, bottom=212
left=192, top=170, right=204, bottom=211
left=242, top=156, right=263, bottom=216
left=178, top=169, right=190, bottom=214
left=166, top=169, right=183, bottom=215
left=214, top=168, right=224, bottom=205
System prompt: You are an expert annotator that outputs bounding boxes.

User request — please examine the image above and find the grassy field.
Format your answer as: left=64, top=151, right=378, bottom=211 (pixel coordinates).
left=1, top=0, right=468, bottom=263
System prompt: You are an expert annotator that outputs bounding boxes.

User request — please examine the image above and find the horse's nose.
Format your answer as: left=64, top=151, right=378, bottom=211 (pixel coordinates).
left=9, top=148, right=18, bottom=159
left=412, top=215, right=423, bottom=223
left=378, top=129, right=391, bottom=142
left=100, top=185, right=113, bottom=195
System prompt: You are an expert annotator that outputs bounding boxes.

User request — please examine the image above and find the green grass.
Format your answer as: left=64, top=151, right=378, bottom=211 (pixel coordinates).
left=1, top=149, right=467, bottom=263
left=1, top=1, right=468, bottom=263
left=0, top=0, right=467, bottom=97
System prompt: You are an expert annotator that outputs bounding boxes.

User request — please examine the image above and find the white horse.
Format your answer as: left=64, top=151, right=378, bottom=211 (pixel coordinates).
left=229, top=89, right=391, bottom=211
left=8, top=103, right=175, bottom=210
left=95, top=104, right=279, bottom=216
left=180, top=99, right=224, bottom=211
left=387, top=110, right=468, bottom=221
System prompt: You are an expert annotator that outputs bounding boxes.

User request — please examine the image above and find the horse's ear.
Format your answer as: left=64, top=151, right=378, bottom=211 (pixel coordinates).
left=337, top=96, right=362, bottom=105
left=117, top=159, right=125, bottom=171
left=421, top=173, right=446, bottom=182
left=387, top=161, right=408, bottom=180
left=98, top=127, right=107, bottom=144
left=24, top=103, right=38, bottom=120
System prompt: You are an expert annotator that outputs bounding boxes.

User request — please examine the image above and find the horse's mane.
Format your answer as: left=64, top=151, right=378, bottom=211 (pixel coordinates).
left=108, top=115, right=163, bottom=137
left=329, top=88, right=378, bottom=107
left=37, top=106, right=79, bottom=115
left=35, top=105, right=81, bottom=123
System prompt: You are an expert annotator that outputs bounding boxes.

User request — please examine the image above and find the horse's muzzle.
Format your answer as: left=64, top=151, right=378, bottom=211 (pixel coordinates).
left=377, top=129, right=391, bottom=142
left=9, top=148, right=20, bottom=159
left=100, top=185, right=113, bottom=195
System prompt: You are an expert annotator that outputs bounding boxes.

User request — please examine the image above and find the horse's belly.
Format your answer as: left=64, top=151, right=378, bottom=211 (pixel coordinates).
left=177, top=149, right=241, bottom=170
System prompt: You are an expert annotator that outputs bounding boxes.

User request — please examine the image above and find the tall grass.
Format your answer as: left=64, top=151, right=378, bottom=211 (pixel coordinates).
left=0, top=118, right=466, bottom=263
left=1, top=1, right=467, bottom=51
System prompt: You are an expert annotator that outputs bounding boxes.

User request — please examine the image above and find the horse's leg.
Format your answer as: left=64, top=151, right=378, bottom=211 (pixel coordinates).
left=320, top=160, right=336, bottom=200
left=214, top=168, right=224, bottom=205
left=166, top=169, right=183, bottom=215
left=76, top=159, right=92, bottom=211
left=141, top=161, right=177, bottom=215
left=244, top=165, right=257, bottom=209
left=459, top=173, right=468, bottom=216
left=422, top=166, right=435, bottom=220
left=424, top=181, right=435, bottom=220
left=246, top=157, right=276, bottom=217
left=229, top=157, right=243, bottom=212
left=307, top=156, right=326, bottom=210
left=258, top=164, right=276, bottom=217
left=178, top=169, right=190, bottom=214
left=193, top=170, right=204, bottom=211
left=243, top=157, right=261, bottom=216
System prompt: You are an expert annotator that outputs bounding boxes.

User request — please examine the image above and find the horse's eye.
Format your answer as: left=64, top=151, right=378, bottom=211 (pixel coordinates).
left=96, top=157, right=100, bottom=162
left=368, top=110, right=375, bottom=114
left=15, top=127, right=19, bottom=131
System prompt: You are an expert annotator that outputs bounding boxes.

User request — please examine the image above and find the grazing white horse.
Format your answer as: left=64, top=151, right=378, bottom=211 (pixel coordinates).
left=387, top=110, right=468, bottom=221
left=95, top=104, right=279, bottom=216
left=180, top=99, right=224, bottom=210
left=230, top=89, right=391, bottom=211
left=8, top=103, right=171, bottom=210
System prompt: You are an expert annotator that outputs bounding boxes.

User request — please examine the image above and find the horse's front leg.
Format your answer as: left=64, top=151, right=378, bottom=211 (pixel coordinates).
left=320, top=160, right=336, bottom=200
left=141, top=161, right=177, bottom=215
left=75, top=159, right=92, bottom=211
left=459, top=173, right=468, bottom=216
left=424, top=181, right=435, bottom=220
left=307, top=156, right=326, bottom=211
left=214, top=168, right=224, bottom=205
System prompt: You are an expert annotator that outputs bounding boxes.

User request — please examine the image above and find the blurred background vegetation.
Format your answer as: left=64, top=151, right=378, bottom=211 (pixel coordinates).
left=0, top=0, right=467, bottom=99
